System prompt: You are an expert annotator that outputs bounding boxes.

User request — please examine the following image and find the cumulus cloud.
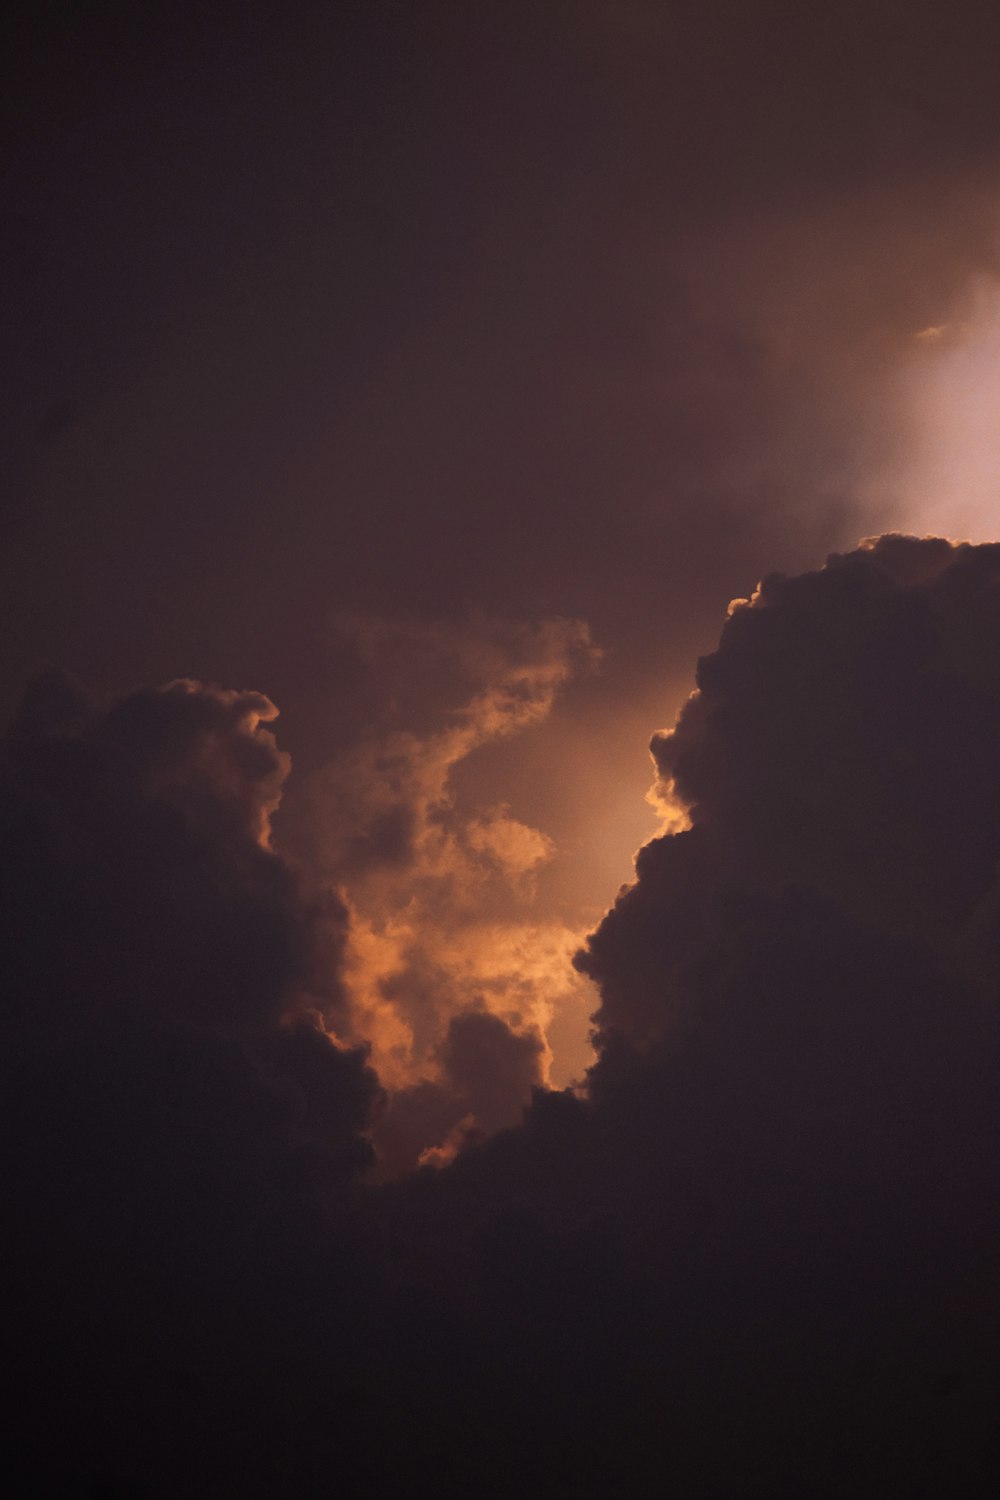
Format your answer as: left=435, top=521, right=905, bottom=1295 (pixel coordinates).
left=4, top=676, right=296, bottom=1019
left=10, top=540, right=1000, bottom=1494
left=571, top=540, right=1000, bottom=1289
left=578, top=538, right=1000, bottom=1053
left=1, top=673, right=383, bottom=1492
left=281, top=616, right=600, bottom=1170
left=0, top=671, right=380, bottom=1176
left=393, top=536, right=1000, bottom=1492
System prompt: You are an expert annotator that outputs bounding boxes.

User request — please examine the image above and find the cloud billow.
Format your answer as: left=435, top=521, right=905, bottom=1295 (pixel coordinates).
left=439, top=536, right=1000, bottom=1492
left=0, top=674, right=380, bottom=1494
left=8, top=540, right=1000, bottom=1494
left=580, top=535, right=1000, bottom=1044
left=283, top=615, right=599, bottom=1169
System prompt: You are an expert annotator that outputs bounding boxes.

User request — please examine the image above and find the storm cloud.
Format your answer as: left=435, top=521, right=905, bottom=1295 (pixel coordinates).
left=7, top=541, right=1000, bottom=1493
left=404, top=537, right=1000, bottom=1494
left=1, top=675, right=380, bottom=1493
left=9, top=1, right=1000, bottom=1492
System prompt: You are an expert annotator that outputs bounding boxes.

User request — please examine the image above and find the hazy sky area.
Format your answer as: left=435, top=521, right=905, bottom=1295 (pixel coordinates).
left=7, top=6, right=1000, bottom=1490
left=7, top=1, right=1000, bottom=1107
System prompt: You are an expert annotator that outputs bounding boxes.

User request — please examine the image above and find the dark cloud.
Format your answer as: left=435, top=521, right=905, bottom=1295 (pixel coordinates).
left=0, top=674, right=380, bottom=1494
left=9, top=542, right=1000, bottom=1493
left=671, top=539, right=1000, bottom=933
left=578, top=537, right=1000, bottom=1039
left=8, top=1, right=1000, bottom=1490
left=369, top=1007, right=546, bottom=1176
left=440, top=1008, right=544, bottom=1137
left=374, top=1006, right=545, bottom=1175
left=419, top=538, right=1000, bottom=1493
left=3, top=674, right=314, bottom=1026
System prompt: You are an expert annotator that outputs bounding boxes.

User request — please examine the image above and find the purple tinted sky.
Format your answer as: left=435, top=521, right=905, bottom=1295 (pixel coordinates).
left=5, top=2, right=1000, bottom=1054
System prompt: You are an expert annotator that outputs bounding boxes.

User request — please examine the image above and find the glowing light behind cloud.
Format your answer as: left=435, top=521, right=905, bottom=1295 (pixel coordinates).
left=283, top=615, right=604, bottom=1119
left=879, top=273, right=1000, bottom=542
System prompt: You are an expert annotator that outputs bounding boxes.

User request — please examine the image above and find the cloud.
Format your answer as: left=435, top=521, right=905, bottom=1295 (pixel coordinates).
left=387, top=535, right=1000, bottom=1492
left=873, top=275, right=1000, bottom=541
left=0, top=669, right=379, bottom=1167
left=3, top=675, right=306, bottom=1021
left=387, top=1009, right=546, bottom=1173
left=281, top=617, right=600, bottom=1169
left=289, top=615, right=598, bottom=883
left=568, top=540, right=1000, bottom=1314
left=0, top=672, right=395, bottom=1492
left=577, top=536, right=1000, bottom=1044
left=10, top=539, right=1000, bottom=1493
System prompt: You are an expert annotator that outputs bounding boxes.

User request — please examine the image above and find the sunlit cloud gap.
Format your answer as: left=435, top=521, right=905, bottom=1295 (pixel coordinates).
left=282, top=616, right=605, bottom=1167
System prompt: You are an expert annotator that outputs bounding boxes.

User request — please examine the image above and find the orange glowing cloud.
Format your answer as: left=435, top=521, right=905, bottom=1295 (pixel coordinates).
left=281, top=616, right=602, bottom=1154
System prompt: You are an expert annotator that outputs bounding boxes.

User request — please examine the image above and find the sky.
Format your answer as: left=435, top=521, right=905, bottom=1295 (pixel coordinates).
left=7, top=0, right=1000, bottom=1102
left=6, top=2, right=1000, bottom=1493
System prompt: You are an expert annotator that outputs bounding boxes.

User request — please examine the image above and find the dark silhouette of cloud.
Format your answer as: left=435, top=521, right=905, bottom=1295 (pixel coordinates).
left=9, top=3, right=1000, bottom=1492
left=412, top=537, right=1000, bottom=1494
left=371, top=1008, right=544, bottom=1175
left=0, top=674, right=380, bottom=1494
left=581, top=536, right=1000, bottom=1043
left=8, top=540, right=1000, bottom=1496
